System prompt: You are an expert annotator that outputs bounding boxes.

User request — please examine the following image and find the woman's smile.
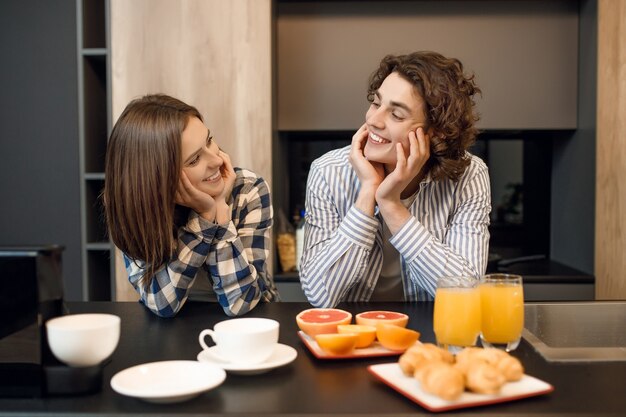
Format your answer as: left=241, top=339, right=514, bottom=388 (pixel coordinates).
left=203, top=171, right=222, bottom=182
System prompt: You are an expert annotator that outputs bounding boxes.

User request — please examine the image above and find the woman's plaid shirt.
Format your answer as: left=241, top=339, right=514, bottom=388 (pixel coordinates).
left=124, top=168, right=279, bottom=317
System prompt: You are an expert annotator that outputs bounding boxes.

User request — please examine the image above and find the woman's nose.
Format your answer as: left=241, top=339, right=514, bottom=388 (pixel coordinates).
left=204, top=149, right=223, bottom=168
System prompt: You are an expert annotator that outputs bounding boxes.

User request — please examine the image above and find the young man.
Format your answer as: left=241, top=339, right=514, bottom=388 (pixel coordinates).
left=300, top=51, right=491, bottom=307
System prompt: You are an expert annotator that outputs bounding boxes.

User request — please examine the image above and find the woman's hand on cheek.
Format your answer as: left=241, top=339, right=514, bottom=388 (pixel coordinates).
left=348, top=123, right=385, bottom=191
left=175, top=170, right=216, bottom=222
left=215, top=150, right=236, bottom=203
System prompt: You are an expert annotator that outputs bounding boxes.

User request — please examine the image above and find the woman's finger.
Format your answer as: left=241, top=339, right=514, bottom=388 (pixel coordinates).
left=174, top=190, right=184, bottom=205
left=219, top=150, right=235, bottom=174
left=178, top=170, right=198, bottom=200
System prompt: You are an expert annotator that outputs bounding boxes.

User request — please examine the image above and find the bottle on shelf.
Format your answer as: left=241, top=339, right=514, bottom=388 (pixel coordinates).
left=295, top=209, right=306, bottom=272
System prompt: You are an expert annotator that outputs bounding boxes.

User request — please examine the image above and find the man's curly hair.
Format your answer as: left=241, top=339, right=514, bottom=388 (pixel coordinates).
left=367, top=51, right=481, bottom=182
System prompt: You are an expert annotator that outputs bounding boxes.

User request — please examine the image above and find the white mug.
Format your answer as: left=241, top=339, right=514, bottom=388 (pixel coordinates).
left=199, top=318, right=279, bottom=365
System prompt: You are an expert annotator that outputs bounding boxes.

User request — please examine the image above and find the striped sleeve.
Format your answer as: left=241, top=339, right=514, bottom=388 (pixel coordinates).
left=299, top=158, right=378, bottom=308
left=391, top=157, right=491, bottom=297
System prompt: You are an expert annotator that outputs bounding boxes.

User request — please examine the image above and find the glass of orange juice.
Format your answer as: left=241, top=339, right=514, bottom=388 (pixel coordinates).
left=433, top=276, right=481, bottom=354
left=479, top=273, right=524, bottom=352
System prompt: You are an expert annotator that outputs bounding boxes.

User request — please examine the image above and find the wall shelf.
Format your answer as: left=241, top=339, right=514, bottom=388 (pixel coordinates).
left=78, top=0, right=112, bottom=300
left=82, top=48, right=107, bottom=56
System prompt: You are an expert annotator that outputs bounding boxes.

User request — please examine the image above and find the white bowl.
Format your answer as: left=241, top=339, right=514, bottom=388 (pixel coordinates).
left=46, top=313, right=120, bottom=367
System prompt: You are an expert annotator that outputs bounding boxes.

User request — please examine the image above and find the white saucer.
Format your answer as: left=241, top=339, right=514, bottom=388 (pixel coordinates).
left=197, top=343, right=297, bottom=375
left=110, top=360, right=226, bottom=403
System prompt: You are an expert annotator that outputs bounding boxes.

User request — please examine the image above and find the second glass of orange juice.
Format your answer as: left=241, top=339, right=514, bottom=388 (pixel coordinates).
left=433, top=276, right=481, bottom=354
left=479, top=273, right=524, bottom=352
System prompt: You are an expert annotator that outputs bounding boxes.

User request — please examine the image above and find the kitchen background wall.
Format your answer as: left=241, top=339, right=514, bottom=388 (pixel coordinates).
left=0, top=0, right=83, bottom=300
left=2, top=0, right=623, bottom=300
left=274, top=0, right=593, bottom=276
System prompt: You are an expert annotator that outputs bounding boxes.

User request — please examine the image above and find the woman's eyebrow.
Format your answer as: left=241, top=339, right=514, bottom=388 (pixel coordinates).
left=184, top=148, right=200, bottom=164
left=183, top=130, right=211, bottom=164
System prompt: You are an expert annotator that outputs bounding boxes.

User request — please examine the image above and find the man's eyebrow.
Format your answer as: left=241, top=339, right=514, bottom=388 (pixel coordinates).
left=375, top=91, right=412, bottom=114
left=389, top=100, right=412, bottom=113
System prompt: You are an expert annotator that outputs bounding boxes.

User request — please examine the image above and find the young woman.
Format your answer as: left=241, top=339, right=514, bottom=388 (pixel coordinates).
left=300, top=51, right=491, bottom=307
left=104, top=94, right=279, bottom=317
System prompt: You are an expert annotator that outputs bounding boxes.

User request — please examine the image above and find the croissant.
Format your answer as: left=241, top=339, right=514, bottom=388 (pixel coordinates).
left=494, top=355, right=524, bottom=381
left=454, top=347, right=484, bottom=374
left=414, top=362, right=465, bottom=401
left=399, top=343, right=454, bottom=376
left=454, top=347, right=524, bottom=381
left=465, top=362, right=506, bottom=394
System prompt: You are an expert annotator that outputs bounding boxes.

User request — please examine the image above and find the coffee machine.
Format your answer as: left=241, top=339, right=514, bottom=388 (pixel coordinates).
left=0, top=246, right=102, bottom=397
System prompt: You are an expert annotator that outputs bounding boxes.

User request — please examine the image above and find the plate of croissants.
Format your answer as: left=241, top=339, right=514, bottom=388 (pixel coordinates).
left=368, top=344, right=554, bottom=412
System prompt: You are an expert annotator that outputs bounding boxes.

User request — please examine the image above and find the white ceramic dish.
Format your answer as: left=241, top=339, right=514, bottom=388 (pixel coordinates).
left=110, top=360, right=226, bottom=403
left=197, top=343, right=297, bottom=375
left=368, top=363, right=554, bottom=412
left=298, top=331, right=404, bottom=359
left=46, top=313, right=120, bottom=367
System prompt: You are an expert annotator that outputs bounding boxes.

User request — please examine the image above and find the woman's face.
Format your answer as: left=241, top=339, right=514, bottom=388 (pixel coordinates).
left=180, top=116, right=224, bottom=197
left=364, top=72, right=428, bottom=168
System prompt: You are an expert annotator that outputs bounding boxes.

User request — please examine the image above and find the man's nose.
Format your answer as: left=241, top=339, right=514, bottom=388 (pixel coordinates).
left=367, top=107, right=385, bottom=128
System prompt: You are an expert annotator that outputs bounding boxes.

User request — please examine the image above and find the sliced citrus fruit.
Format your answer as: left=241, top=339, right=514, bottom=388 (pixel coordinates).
left=315, top=333, right=358, bottom=355
left=355, top=311, right=409, bottom=328
left=376, top=323, right=420, bottom=351
left=337, top=324, right=376, bottom=348
left=296, top=308, right=352, bottom=337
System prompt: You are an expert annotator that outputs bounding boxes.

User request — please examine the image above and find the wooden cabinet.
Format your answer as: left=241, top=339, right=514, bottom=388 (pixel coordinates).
left=109, top=0, right=273, bottom=300
left=595, top=0, right=626, bottom=299
left=276, top=1, right=579, bottom=131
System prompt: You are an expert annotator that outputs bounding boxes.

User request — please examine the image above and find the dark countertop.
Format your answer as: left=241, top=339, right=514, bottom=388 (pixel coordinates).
left=1, top=301, right=623, bottom=416
left=494, top=258, right=594, bottom=284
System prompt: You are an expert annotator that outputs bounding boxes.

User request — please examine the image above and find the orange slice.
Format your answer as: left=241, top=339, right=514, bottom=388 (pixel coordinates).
left=376, top=323, right=420, bottom=351
left=337, top=324, right=377, bottom=348
left=315, top=333, right=358, bottom=355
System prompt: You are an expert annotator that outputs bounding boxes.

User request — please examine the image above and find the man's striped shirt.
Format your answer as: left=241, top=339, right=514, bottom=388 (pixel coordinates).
left=300, top=146, right=491, bottom=307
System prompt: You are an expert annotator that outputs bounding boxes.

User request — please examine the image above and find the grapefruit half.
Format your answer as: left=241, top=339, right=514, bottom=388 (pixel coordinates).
left=355, top=311, right=409, bottom=328
left=296, top=308, right=352, bottom=337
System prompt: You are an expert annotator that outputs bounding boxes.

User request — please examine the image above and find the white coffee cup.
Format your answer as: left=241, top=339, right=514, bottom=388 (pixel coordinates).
left=199, top=318, right=279, bottom=365
left=46, top=313, right=120, bottom=367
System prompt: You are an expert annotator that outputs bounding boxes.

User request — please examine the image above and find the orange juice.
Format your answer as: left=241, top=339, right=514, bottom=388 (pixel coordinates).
left=480, top=282, right=524, bottom=343
left=433, top=287, right=481, bottom=348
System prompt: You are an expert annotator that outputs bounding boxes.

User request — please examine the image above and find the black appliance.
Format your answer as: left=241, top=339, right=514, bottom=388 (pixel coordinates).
left=0, top=246, right=102, bottom=397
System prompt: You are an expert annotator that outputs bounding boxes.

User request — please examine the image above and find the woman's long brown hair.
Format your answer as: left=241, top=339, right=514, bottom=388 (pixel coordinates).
left=367, top=51, right=481, bottom=182
left=104, top=94, right=202, bottom=283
